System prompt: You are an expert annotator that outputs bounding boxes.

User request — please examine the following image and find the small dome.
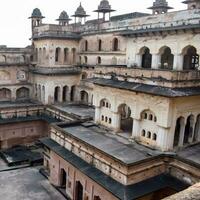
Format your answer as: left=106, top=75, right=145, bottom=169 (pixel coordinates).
left=98, top=0, right=111, bottom=10
left=31, top=8, right=43, bottom=18
left=59, top=11, right=69, bottom=20
left=75, top=3, right=86, bottom=16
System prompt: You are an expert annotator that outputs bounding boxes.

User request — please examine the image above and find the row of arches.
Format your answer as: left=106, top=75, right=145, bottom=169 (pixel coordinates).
left=0, top=55, right=26, bottom=63
left=54, top=85, right=75, bottom=103
left=98, top=99, right=159, bottom=145
left=174, top=114, right=200, bottom=148
left=79, top=56, right=118, bottom=65
left=0, top=87, right=30, bottom=101
left=82, top=37, right=119, bottom=52
left=34, top=47, right=77, bottom=65
left=136, top=45, right=199, bottom=70
left=55, top=47, right=76, bottom=64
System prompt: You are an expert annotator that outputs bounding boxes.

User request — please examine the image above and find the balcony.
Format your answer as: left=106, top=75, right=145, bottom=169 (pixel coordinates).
left=94, top=66, right=200, bottom=88
left=30, top=66, right=82, bottom=75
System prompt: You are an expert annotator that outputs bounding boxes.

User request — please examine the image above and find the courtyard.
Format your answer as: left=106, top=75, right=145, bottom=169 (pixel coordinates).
left=0, top=167, right=66, bottom=200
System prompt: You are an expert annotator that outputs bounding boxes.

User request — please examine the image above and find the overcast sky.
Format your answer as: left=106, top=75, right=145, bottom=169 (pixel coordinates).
left=0, top=0, right=186, bottom=47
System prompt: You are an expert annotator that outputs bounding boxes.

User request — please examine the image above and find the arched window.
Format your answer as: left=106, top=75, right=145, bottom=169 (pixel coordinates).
left=55, top=47, right=61, bottom=63
left=112, top=38, right=119, bottom=51
left=160, top=46, right=174, bottom=69
left=183, top=46, right=199, bottom=70
left=98, top=39, right=102, bottom=51
left=149, top=114, right=153, bottom=121
left=147, top=131, right=151, bottom=139
left=97, top=56, right=101, bottom=64
left=85, top=40, right=88, bottom=51
left=153, top=133, right=157, bottom=141
left=80, top=90, right=89, bottom=104
left=142, top=130, right=146, bottom=137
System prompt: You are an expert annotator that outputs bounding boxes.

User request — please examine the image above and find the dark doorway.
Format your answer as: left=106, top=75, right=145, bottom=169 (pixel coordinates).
left=70, top=86, right=76, bottom=102
left=184, top=115, right=194, bottom=145
left=75, top=181, right=83, bottom=200
left=60, top=169, right=67, bottom=188
left=142, top=48, right=152, bottom=68
left=118, top=104, right=133, bottom=134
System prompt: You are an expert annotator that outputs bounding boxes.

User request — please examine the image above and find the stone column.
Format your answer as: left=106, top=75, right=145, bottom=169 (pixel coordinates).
left=59, top=87, right=63, bottom=103
left=152, top=54, right=160, bottom=69
left=173, top=54, right=183, bottom=71
left=95, top=107, right=101, bottom=124
left=112, top=112, right=121, bottom=132
left=189, top=119, right=196, bottom=143
left=11, top=88, right=17, bottom=101
left=178, top=120, right=186, bottom=147
left=131, top=119, right=140, bottom=139
left=157, top=127, right=170, bottom=151
left=135, top=54, right=142, bottom=67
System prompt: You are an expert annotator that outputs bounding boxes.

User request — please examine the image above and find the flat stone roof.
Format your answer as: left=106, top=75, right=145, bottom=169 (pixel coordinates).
left=53, top=104, right=95, bottom=120
left=0, top=100, right=42, bottom=109
left=61, top=123, right=161, bottom=165
left=177, top=144, right=200, bottom=167
left=88, top=78, right=200, bottom=97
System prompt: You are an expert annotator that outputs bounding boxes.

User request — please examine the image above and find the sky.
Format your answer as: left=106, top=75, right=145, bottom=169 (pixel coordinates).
left=0, top=0, right=186, bottom=47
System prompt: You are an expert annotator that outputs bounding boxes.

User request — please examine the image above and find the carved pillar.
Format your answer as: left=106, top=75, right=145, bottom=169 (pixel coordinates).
left=95, top=107, right=101, bottom=124
left=178, top=119, right=186, bottom=147
left=135, top=54, right=142, bottom=67
left=173, top=54, right=184, bottom=71
left=112, top=112, right=121, bottom=132
left=152, top=54, right=160, bottom=69
left=131, top=118, right=140, bottom=139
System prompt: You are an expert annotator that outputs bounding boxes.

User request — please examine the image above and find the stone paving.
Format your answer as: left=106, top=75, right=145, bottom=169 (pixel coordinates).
left=0, top=167, right=66, bottom=200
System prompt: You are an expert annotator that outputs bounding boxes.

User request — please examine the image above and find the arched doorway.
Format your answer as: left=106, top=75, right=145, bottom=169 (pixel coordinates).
left=80, top=91, right=88, bottom=104
left=16, top=87, right=30, bottom=100
left=0, top=88, right=11, bottom=101
left=55, top=47, right=61, bottom=63
left=160, top=46, right=174, bottom=69
left=75, top=181, right=83, bottom=200
left=183, top=46, right=199, bottom=70
left=173, top=117, right=185, bottom=147
left=141, top=47, right=152, bottom=68
left=184, top=115, right=194, bottom=145
left=54, top=86, right=60, bottom=103
left=118, top=104, right=133, bottom=134
left=112, top=38, right=119, bottom=51
left=70, top=86, right=76, bottom=102
left=60, top=169, right=67, bottom=188
left=63, top=86, right=68, bottom=102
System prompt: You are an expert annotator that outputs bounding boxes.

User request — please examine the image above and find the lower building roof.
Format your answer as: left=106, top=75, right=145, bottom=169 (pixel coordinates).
left=40, top=138, right=189, bottom=200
